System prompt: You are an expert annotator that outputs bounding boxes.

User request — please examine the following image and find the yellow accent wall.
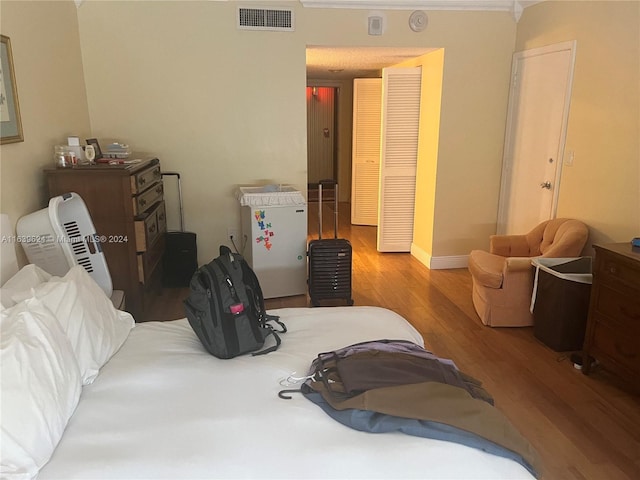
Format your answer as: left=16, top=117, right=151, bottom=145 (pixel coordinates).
left=392, top=50, right=445, bottom=263
left=516, top=1, right=640, bottom=247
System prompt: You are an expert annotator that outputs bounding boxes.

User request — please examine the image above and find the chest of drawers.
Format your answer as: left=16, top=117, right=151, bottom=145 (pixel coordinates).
left=582, top=243, right=640, bottom=390
left=44, top=158, right=166, bottom=321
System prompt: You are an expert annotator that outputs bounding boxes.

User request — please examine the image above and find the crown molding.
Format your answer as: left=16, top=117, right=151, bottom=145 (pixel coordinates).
left=300, top=0, right=540, bottom=21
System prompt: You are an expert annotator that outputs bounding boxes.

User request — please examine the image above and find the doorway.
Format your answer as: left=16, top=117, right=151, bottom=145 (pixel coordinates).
left=497, top=41, right=576, bottom=235
left=306, top=86, right=338, bottom=202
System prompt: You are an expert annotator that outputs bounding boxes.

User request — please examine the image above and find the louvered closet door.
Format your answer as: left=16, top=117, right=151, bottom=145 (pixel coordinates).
left=377, top=67, right=422, bottom=252
left=351, top=78, right=382, bottom=226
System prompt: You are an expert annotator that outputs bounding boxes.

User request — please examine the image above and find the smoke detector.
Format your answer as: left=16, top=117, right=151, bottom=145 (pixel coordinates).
left=408, top=10, right=428, bottom=32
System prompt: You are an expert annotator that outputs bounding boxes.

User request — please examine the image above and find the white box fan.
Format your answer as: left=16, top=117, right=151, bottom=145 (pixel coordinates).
left=17, top=192, right=113, bottom=297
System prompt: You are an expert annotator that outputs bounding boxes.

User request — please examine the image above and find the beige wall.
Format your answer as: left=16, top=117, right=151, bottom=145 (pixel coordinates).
left=77, top=1, right=308, bottom=262
left=0, top=0, right=91, bottom=254
left=7, top=2, right=633, bottom=269
left=516, top=1, right=640, bottom=249
left=75, top=2, right=517, bottom=264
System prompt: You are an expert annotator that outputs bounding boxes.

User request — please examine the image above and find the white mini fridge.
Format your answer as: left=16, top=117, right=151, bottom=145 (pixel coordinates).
left=239, top=186, right=307, bottom=299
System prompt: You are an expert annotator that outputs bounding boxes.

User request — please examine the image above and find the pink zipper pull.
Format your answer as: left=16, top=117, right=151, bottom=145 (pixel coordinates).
left=230, top=303, right=244, bottom=315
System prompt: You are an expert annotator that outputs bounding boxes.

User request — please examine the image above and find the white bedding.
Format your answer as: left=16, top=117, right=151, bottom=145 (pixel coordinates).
left=39, top=306, right=535, bottom=479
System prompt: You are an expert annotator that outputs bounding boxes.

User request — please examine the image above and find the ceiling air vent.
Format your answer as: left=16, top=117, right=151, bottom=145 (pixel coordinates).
left=237, top=6, right=294, bottom=32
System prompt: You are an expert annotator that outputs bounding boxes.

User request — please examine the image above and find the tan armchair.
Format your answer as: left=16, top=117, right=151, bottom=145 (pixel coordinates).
left=468, top=218, right=589, bottom=327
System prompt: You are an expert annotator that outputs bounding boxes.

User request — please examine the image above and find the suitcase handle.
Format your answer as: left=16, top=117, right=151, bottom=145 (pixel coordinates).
left=318, top=179, right=338, bottom=240
left=161, top=172, right=185, bottom=232
left=319, top=179, right=336, bottom=186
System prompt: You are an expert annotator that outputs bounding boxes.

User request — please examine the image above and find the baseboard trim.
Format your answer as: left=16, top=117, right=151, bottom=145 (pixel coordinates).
left=411, top=243, right=469, bottom=270
left=430, top=254, right=469, bottom=270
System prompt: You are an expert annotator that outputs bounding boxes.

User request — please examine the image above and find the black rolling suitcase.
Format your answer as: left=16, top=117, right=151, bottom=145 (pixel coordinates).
left=308, top=179, right=354, bottom=307
left=161, top=172, right=198, bottom=287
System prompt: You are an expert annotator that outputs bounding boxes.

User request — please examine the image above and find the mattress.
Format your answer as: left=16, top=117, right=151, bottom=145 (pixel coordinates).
left=39, top=306, right=535, bottom=479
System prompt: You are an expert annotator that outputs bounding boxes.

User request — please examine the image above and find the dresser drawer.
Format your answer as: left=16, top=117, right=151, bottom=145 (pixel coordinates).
left=134, top=201, right=166, bottom=252
left=591, top=319, right=640, bottom=375
left=597, top=255, right=640, bottom=295
left=133, top=181, right=163, bottom=216
left=583, top=244, right=640, bottom=389
left=137, top=235, right=165, bottom=285
left=596, top=284, right=640, bottom=326
left=131, top=164, right=161, bottom=194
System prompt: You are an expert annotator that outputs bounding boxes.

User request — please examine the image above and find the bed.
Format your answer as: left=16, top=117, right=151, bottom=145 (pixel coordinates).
left=1, top=215, right=538, bottom=479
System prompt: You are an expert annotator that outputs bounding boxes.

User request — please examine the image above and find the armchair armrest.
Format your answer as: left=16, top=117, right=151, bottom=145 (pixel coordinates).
left=490, top=234, right=531, bottom=257
left=504, top=257, right=535, bottom=273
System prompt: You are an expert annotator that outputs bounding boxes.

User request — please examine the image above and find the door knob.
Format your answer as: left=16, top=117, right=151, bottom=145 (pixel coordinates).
left=540, top=181, right=552, bottom=189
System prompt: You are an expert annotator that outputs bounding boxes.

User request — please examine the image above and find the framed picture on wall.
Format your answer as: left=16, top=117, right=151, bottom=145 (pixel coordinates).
left=0, top=35, right=24, bottom=145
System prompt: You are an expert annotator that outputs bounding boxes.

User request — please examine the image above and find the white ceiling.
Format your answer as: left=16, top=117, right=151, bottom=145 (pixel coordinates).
left=306, top=46, right=436, bottom=80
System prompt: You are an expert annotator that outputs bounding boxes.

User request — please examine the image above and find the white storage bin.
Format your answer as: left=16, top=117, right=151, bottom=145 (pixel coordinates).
left=237, top=184, right=305, bottom=207
left=17, top=193, right=113, bottom=297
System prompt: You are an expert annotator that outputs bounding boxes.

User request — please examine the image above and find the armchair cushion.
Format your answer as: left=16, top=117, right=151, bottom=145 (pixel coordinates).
left=489, top=234, right=530, bottom=257
left=539, top=219, right=589, bottom=257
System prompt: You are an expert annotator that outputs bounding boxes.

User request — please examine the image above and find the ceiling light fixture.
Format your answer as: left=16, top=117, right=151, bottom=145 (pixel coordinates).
left=328, top=69, right=344, bottom=73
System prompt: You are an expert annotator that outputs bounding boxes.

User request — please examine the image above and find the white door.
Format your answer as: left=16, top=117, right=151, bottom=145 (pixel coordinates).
left=351, top=78, right=382, bottom=226
left=497, top=42, right=576, bottom=235
left=377, top=67, right=422, bottom=252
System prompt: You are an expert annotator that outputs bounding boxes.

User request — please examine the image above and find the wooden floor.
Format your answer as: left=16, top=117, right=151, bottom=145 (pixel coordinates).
left=148, top=202, right=640, bottom=480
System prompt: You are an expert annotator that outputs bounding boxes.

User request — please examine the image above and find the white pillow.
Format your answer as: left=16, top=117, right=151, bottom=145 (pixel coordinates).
left=18, top=266, right=134, bottom=385
left=0, top=264, right=51, bottom=308
left=0, top=297, right=82, bottom=480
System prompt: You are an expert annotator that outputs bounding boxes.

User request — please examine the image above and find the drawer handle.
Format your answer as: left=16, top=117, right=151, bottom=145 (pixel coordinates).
left=158, top=213, right=165, bottom=221
left=148, top=224, right=156, bottom=233
left=155, top=186, right=163, bottom=194
left=140, top=199, right=147, bottom=207
left=153, top=169, right=161, bottom=177
left=139, top=177, right=147, bottom=186
left=620, top=306, right=640, bottom=321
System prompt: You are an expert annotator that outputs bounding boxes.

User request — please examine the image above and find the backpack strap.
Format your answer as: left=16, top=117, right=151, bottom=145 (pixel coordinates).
left=266, top=314, right=287, bottom=333
left=251, top=325, right=282, bottom=356
left=238, top=255, right=286, bottom=332
left=238, top=257, right=266, bottom=314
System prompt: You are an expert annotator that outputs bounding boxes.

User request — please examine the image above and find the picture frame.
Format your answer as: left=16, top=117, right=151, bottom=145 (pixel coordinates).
left=0, top=35, right=24, bottom=145
left=85, top=138, right=103, bottom=160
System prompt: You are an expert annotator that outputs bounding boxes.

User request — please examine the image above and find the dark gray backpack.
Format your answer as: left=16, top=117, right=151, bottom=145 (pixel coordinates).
left=184, top=246, right=286, bottom=359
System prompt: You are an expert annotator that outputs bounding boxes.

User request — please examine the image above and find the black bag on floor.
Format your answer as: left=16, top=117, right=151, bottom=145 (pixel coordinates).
left=162, top=172, right=197, bottom=287
left=184, top=246, right=286, bottom=359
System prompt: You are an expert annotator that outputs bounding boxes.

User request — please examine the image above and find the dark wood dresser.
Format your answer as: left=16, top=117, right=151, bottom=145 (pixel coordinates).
left=582, top=243, right=640, bottom=390
left=45, top=158, right=166, bottom=321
